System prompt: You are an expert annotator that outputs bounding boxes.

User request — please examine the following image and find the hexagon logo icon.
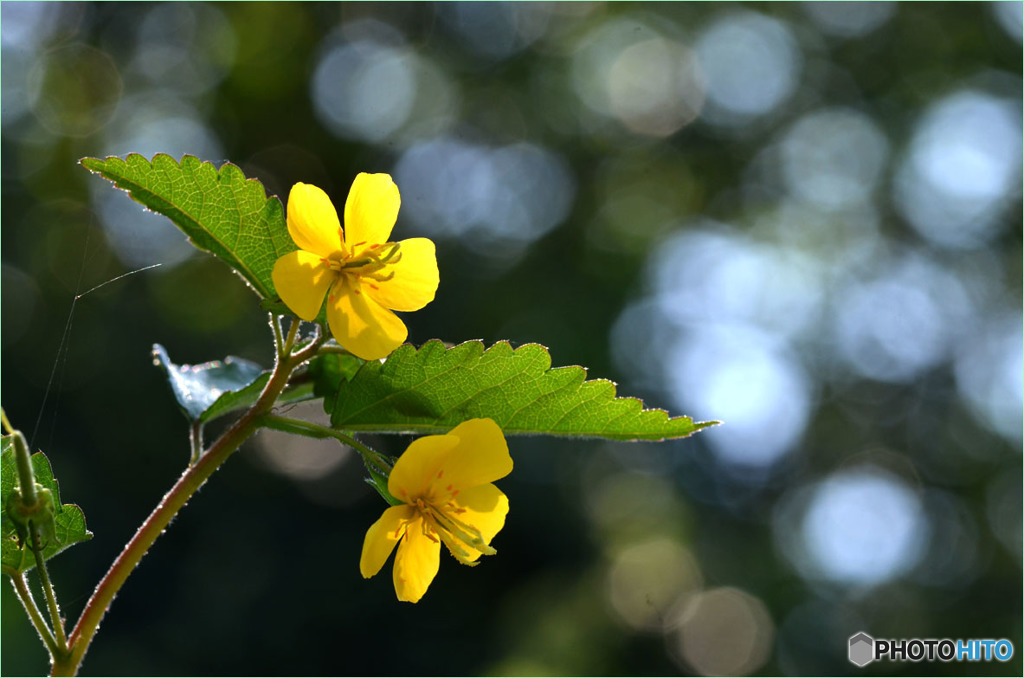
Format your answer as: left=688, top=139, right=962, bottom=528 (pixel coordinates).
left=849, top=632, right=874, bottom=667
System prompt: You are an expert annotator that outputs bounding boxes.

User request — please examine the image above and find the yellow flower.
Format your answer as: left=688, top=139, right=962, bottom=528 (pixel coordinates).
left=271, top=174, right=439, bottom=360
left=360, top=418, right=513, bottom=603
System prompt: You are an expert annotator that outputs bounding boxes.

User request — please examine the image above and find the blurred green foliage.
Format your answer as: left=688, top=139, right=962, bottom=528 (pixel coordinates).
left=2, top=2, right=1021, bottom=675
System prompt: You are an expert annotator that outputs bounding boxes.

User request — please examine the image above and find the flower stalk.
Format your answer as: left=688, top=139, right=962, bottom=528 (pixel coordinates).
left=5, top=427, right=69, bottom=659
left=9, top=572, right=60, bottom=657
left=30, top=522, right=68, bottom=657
left=257, top=414, right=399, bottom=505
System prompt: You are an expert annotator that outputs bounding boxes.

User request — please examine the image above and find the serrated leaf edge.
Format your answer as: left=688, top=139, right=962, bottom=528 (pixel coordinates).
left=329, top=339, right=719, bottom=441
left=80, top=153, right=288, bottom=299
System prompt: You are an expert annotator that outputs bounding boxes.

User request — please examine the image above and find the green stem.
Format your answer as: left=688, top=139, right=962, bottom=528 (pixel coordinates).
left=29, top=520, right=68, bottom=656
left=1, top=408, right=14, bottom=435
left=12, top=430, right=38, bottom=506
left=270, top=313, right=285, bottom=356
left=281, top=317, right=300, bottom=358
left=53, top=317, right=322, bottom=677
left=258, top=414, right=399, bottom=505
left=259, top=414, right=394, bottom=472
left=9, top=571, right=60, bottom=659
left=5, top=418, right=67, bottom=659
left=189, top=421, right=203, bottom=466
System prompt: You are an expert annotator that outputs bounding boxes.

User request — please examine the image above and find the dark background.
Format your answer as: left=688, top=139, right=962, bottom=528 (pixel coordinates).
left=2, top=2, right=1021, bottom=675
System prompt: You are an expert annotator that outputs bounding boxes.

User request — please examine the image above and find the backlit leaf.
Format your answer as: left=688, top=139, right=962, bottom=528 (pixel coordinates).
left=152, top=344, right=315, bottom=425
left=1, top=437, right=92, bottom=575
left=80, top=153, right=294, bottom=300
left=314, top=340, right=717, bottom=440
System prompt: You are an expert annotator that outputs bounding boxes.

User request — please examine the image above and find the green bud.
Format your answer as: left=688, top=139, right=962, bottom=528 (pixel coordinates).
left=364, top=459, right=402, bottom=506
left=5, top=483, right=59, bottom=550
left=11, top=430, right=36, bottom=507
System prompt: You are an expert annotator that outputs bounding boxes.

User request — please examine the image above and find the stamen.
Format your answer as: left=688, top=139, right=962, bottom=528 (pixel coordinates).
left=427, top=515, right=477, bottom=565
left=363, top=270, right=396, bottom=283
left=376, top=242, right=402, bottom=264
left=320, top=256, right=343, bottom=272
left=444, top=500, right=466, bottom=514
left=440, top=534, right=479, bottom=566
left=337, top=242, right=402, bottom=282
left=426, top=503, right=496, bottom=556
left=421, top=521, right=439, bottom=543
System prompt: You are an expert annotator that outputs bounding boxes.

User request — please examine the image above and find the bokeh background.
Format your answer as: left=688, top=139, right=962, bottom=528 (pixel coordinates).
left=2, top=2, right=1021, bottom=675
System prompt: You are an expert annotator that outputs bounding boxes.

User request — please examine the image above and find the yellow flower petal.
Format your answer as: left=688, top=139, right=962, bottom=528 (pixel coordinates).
left=388, top=434, right=460, bottom=502
left=364, top=238, right=439, bottom=312
left=360, top=504, right=415, bottom=579
left=442, top=483, right=510, bottom=564
left=393, top=515, right=441, bottom=603
left=271, top=250, right=335, bottom=320
left=343, top=173, right=400, bottom=248
left=326, top=276, right=408, bottom=360
left=287, top=183, right=345, bottom=258
left=429, top=418, right=513, bottom=495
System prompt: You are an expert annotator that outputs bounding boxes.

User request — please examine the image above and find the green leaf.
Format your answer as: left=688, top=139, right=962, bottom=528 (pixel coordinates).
left=80, top=153, right=294, bottom=300
left=308, top=348, right=366, bottom=401
left=316, top=340, right=717, bottom=441
left=152, top=344, right=315, bottom=425
left=2, top=437, right=92, bottom=575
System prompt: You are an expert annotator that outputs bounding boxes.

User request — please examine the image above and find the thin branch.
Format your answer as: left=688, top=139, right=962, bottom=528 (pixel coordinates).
left=259, top=414, right=394, bottom=472
left=9, top=571, right=59, bottom=659
left=54, top=317, right=324, bottom=677
left=29, top=522, right=68, bottom=655
left=189, top=421, right=203, bottom=466
left=270, top=314, right=285, bottom=358
left=1, top=408, right=14, bottom=436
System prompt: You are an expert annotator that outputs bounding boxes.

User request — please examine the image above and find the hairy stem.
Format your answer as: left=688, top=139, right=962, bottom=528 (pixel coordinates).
left=280, top=317, right=300, bottom=359
left=270, top=313, right=285, bottom=356
left=29, top=521, right=68, bottom=655
left=257, top=414, right=399, bottom=505
left=259, top=414, right=394, bottom=472
left=52, top=318, right=322, bottom=677
left=189, top=420, right=203, bottom=466
left=9, top=572, right=59, bottom=659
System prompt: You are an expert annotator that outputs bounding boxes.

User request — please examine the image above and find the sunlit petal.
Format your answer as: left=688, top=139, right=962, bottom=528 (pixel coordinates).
left=430, top=419, right=513, bottom=494
left=326, top=276, right=408, bottom=360
left=344, top=173, right=401, bottom=247
left=287, top=183, right=345, bottom=257
left=393, top=516, right=441, bottom=603
left=360, top=504, right=415, bottom=578
left=364, top=238, right=439, bottom=312
left=441, top=483, right=510, bottom=564
left=271, top=250, right=334, bottom=320
left=389, top=434, right=460, bottom=502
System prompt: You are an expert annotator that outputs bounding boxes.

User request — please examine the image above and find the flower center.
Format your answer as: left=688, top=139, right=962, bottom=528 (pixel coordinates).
left=322, top=241, right=402, bottom=282
left=411, top=496, right=496, bottom=565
